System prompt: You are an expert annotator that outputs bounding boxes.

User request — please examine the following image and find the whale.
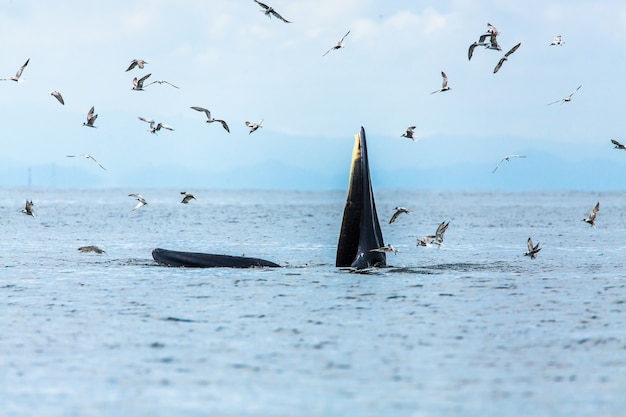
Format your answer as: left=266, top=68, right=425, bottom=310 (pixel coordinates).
left=335, top=126, right=386, bottom=269
left=152, top=126, right=385, bottom=269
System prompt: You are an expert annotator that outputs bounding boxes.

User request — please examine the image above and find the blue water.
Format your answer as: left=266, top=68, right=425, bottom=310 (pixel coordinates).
left=1, top=188, right=625, bottom=416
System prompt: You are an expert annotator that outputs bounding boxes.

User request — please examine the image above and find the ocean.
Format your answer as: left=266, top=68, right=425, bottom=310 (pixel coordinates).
left=1, top=188, right=625, bottom=416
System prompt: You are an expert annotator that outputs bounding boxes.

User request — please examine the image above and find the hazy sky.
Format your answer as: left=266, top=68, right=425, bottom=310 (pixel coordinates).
left=1, top=1, right=626, bottom=190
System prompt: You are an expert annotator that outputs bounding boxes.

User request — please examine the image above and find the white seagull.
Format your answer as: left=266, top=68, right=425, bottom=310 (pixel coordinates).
left=66, top=154, right=107, bottom=170
left=83, top=106, right=98, bottom=128
left=128, top=193, right=148, bottom=211
left=50, top=90, right=64, bottom=105
left=138, top=116, right=174, bottom=134
left=245, top=119, right=263, bottom=134
left=547, top=85, right=582, bottom=105
left=550, top=35, right=565, bottom=46
left=132, top=73, right=152, bottom=90
left=370, top=244, right=399, bottom=254
left=389, top=207, right=410, bottom=224
left=323, top=30, right=351, bottom=56
left=581, top=202, right=600, bottom=227
left=20, top=200, right=35, bottom=217
left=78, top=245, right=106, bottom=254
left=493, top=42, right=521, bottom=74
left=492, top=154, right=526, bottom=173
left=611, top=139, right=626, bottom=150
left=1, top=58, right=30, bottom=82
left=430, top=71, right=451, bottom=94
left=126, top=59, right=148, bottom=72
left=524, top=237, right=541, bottom=259
left=254, top=0, right=291, bottom=23
left=190, top=106, right=230, bottom=132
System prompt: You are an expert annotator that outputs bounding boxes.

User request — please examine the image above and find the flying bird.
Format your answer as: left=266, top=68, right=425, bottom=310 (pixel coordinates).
left=611, top=139, right=626, bottom=150
left=547, top=85, right=582, bottom=105
left=1, top=58, right=29, bottom=82
left=323, top=30, right=351, bottom=56
left=78, top=245, right=106, bottom=254
left=50, top=90, right=64, bottom=105
left=389, top=207, right=410, bottom=224
left=254, top=0, right=291, bottom=23
left=492, top=154, right=527, bottom=173
left=493, top=42, right=521, bottom=74
left=145, top=79, right=179, bottom=89
left=66, top=154, right=107, bottom=170
left=83, top=106, right=98, bottom=128
left=370, top=244, right=398, bottom=254
left=129, top=193, right=148, bottom=211
left=20, top=200, right=35, bottom=217
left=550, top=35, right=565, bottom=46
left=582, top=202, right=600, bottom=227
left=486, top=23, right=501, bottom=36
left=430, top=71, right=451, bottom=94
left=132, top=73, right=152, bottom=90
left=180, top=191, right=197, bottom=204
left=432, top=221, right=450, bottom=246
left=401, top=126, right=417, bottom=141
left=524, top=237, right=541, bottom=259
left=190, top=106, right=230, bottom=132
left=245, top=119, right=263, bottom=134
left=138, top=116, right=174, bottom=134
left=126, top=59, right=148, bottom=72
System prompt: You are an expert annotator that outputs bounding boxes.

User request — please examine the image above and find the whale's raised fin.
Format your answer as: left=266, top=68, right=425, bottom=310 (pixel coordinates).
left=335, top=127, right=386, bottom=269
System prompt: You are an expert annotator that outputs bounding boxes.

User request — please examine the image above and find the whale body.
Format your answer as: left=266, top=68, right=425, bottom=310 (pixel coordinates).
left=152, top=126, right=385, bottom=269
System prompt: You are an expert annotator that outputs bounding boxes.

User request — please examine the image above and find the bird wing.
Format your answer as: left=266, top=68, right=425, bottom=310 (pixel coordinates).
left=15, top=58, right=30, bottom=78
left=159, top=123, right=174, bottom=131
left=125, top=60, right=138, bottom=72
left=505, top=42, right=521, bottom=57
left=478, top=34, right=489, bottom=43
left=436, top=221, right=449, bottom=241
left=270, top=9, right=291, bottom=22
left=217, top=119, right=230, bottom=132
left=441, top=71, right=448, bottom=88
left=339, top=30, right=351, bottom=43
left=389, top=211, right=401, bottom=224
left=87, top=106, right=95, bottom=118
left=254, top=0, right=270, bottom=10
left=546, top=98, right=563, bottom=106
left=527, top=237, right=534, bottom=252
left=191, top=106, right=211, bottom=119
left=589, top=202, right=600, bottom=220
left=493, top=57, right=505, bottom=73
left=137, top=73, right=152, bottom=86
left=51, top=91, right=64, bottom=105
left=468, top=43, right=477, bottom=60
left=569, top=84, right=582, bottom=97
left=492, top=157, right=506, bottom=173
left=138, top=116, right=155, bottom=128
left=87, top=155, right=106, bottom=170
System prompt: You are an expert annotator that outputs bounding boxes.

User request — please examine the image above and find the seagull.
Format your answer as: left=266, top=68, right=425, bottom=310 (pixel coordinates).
left=546, top=85, right=582, bottom=105
left=401, top=126, right=417, bottom=141
left=144, top=79, right=179, bottom=89
left=550, top=35, right=565, bottom=46
left=132, top=73, right=152, bottom=90
left=486, top=23, right=501, bottom=36
left=245, top=119, right=263, bottom=134
left=492, top=154, right=527, bottom=173
left=66, top=154, right=107, bottom=170
left=50, top=90, right=64, bottom=105
left=129, top=193, right=148, bottom=211
left=432, top=221, right=450, bottom=246
left=524, top=237, right=541, bottom=259
left=138, top=116, right=174, bottom=134
left=323, top=30, right=351, bottom=56
left=611, top=139, right=626, bottom=150
left=430, top=71, right=451, bottom=94
left=78, top=245, right=106, bottom=254
left=486, top=32, right=502, bottom=51
left=370, top=243, right=398, bottom=254
left=582, top=202, right=600, bottom=227
left=20, top=200, right=35, bottom=217
left=389, top=207, right=410, bottom=224
left=468, top=41, right=488, bottom=60
left=416, top=235, right=436, bottom=247
left=493, top=42, right=521, bottom=74
left=1, top=58, right=30, bottom=82
left=254, top=0, right=291, bottom=23
left=83, top=106, right=98, bottom=128
left=126, top=59, right=148, bottom=72
left=180, top=191, right=197, bottom=204
left=190, top=106, right=230, bottom=132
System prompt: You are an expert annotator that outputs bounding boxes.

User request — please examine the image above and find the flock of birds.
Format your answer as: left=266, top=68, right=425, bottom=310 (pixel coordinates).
left=4, top=6, right=622, bottom=262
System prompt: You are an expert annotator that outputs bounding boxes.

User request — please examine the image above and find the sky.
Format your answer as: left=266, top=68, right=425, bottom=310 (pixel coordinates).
left=1, top=0, right=626, bottom=191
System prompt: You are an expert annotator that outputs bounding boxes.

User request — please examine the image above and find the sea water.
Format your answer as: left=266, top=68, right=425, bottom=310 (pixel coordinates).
left=1, top=188, right=625, bottom=417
